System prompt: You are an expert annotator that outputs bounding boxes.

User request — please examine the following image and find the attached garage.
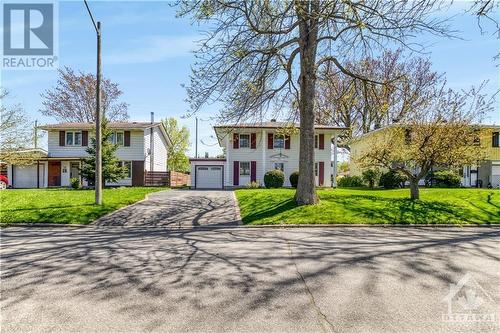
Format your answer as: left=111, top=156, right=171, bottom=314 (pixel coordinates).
left=491, top=163, right=500, bottom=188
left=190, top=158, right=226, bottom=189
left=13, top=165, right=40, bottom=188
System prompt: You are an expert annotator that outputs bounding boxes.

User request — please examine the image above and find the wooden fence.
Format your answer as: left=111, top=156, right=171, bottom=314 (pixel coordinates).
left=144, top=171, right=190, bottom=187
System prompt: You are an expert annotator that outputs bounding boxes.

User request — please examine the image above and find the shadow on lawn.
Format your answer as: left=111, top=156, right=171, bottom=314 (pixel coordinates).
left=242, top=192, right=500, bottom=224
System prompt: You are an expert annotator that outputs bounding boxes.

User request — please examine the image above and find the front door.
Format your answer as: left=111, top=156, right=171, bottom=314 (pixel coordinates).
left=48, top=161, right=61, bottom=186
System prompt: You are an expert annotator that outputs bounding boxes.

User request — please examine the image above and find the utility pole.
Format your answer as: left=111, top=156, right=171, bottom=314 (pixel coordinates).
left=34, top=120, right=38, bottom=148
left=195, top=117, right=198, bottom=158
left=84, top=0, right=102, bottom=205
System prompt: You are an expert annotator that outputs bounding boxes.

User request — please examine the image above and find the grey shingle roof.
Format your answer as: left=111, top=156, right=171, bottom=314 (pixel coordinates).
left=38, top=122, right=163, bottom=130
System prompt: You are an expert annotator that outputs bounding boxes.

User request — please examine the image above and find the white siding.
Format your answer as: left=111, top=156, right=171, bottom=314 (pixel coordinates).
left=224, top=129, right=337, bottom=187
left=47, top=130, right=145, bottom=161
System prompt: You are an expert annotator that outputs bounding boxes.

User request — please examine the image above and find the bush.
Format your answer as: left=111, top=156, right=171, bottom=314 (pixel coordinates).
left=264, top=170, right=285, bottom=188
left=379, top=170, right=406, bottom=189
left=362, top=169, right=381, bottom=189
left=69, top=178, right=80, bottom=190
left=289, top=171, right=299, bottom=188
left=337, top=175, right=364, bottom=188
left=427, top=170, right=461, bottom=188
left=245, top=181, right=260, bottom=189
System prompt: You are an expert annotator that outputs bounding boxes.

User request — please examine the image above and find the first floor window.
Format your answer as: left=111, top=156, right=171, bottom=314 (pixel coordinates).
left=118, top=161, right=132, bottom=178
left=240, top=161, right=250, bottom=175
left=66, top=131, right=82, bottom=146
left=239, top=134, right=250, bottom=148
left=274, top=162, right=284, bottom=172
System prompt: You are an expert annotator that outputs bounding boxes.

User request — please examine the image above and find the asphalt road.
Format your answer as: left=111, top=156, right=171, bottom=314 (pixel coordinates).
left=1, top=227, right=499, bottom=333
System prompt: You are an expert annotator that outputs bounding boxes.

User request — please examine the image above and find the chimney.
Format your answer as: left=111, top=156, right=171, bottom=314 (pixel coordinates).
left=151, top=112, right=154, bottom=124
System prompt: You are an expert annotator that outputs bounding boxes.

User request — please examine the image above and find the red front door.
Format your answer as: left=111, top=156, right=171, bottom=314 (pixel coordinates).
left=48, top=161, right=61, bottom=186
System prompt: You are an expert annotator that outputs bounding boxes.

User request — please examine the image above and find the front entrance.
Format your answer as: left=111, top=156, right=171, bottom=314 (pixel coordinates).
left=48, top=161, right=61, bottom=187
left=70, top=162, right=80, bottom=180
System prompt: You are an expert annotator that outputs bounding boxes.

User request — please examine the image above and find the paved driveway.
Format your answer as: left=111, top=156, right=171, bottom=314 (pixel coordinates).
left=93, top=190, right=240, bottom=227
left=1, top=227, right=499, bottom=332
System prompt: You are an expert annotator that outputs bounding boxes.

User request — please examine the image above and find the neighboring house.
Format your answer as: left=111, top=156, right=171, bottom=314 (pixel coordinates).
left=5, top=121, right=171, bottom=188
left=349, top=124, right=500, bottom=188
left=190, top=120, right=345, bottom=189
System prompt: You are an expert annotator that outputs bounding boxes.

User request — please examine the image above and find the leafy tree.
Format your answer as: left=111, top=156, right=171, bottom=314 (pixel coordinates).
left=338, top=161, right=349, bottom=174
left=40, top=67, right=129, bottom=122
left=362, top=168, right=381, bottom=189
left=162, top=118, right=190, bottom=172
left=0, top=89, right=42, bottom=165
left=177, top=0, right=451, bottom=205
left=80, top=121, right=128, bottom=186
left=357, top=85, right=493, bottom=199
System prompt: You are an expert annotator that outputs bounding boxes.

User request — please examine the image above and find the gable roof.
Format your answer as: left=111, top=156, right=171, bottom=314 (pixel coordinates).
left=38, top=121, right=163, bottom=130
left=214, top=122, right=346, bottom=130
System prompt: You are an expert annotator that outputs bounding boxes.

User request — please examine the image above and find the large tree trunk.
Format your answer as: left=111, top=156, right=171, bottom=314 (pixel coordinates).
left=409, top=179, right=420, bottom=200
left=295, top=1, right=319, bottom=205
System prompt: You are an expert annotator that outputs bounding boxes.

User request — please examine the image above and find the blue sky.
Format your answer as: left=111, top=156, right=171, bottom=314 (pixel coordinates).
left=1, top=1, right=499, bottom=157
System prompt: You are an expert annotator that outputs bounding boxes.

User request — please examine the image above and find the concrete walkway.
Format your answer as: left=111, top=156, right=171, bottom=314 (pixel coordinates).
left=93, top=190, right=240, bottom=228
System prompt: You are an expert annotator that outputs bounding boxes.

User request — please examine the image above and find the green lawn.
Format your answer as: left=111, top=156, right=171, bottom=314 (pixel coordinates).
left=236, top=188, right=500, bottom=225
left=0, top=187, right=166, bottom=224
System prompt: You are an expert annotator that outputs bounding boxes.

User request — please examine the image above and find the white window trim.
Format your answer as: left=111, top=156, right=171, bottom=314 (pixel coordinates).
left=66, top=131, right=82, bottom=146
left=110, top=131, right=125, bottom=147
left=239, top=134, right=250, bottom=148
left=273, top=135, right=285, bottom=149
left=240, top=161, right=250, bottom=176
left=118, top=161, right=132, bottom=179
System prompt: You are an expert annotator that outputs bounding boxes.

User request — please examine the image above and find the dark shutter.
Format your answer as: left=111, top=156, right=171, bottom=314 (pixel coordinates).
left=319, top=134, right=325, bottom=150
left=285, top=135, right=291, bottom=149
left=492, top=132, right=499, bottom=147
left=59, top=131, right=65, bottom=146
left=124, top=131, right=131, bottom=147
left=251, top=161, right=257, bottom=182
left=251, top=133, right=256, bottom=149
left=233, top=161, right=239, bottom=186
left=82, top=131, right=88, bottom=146
left=233, top=133, right=239, bottom=149
left=315, top=135, right=318, bottom=149
left=267, top=133, right=274, bottom=149
left=319, top=162, right=325, bottom=186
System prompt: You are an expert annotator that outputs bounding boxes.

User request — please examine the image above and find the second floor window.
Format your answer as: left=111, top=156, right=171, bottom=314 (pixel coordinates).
left=109, top=131, right=125, bottom=146
left=239, top=134, right=250, bottom=148
left=274, top=135, right=285, bottom=149
left=66, top=131, right=82, bottom=146
left=493, top=132, right=499, bottom=147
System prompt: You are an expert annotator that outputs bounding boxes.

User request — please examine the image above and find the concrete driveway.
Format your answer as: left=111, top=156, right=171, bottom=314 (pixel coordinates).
left=93, top=189, right=240, bottom=227
left=1, top=227, right=499, bottom=332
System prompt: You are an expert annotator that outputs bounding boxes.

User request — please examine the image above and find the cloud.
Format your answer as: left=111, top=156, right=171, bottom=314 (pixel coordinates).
left=104, top=35, right=197, bottom=65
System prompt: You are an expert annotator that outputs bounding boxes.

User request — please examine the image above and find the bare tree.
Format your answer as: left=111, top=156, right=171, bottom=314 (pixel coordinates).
left=178, top=0, right=451, bottom=205
left=356, top=84, right=494, bottom=200
left=469, top=0, right=499, bottom=61
left=316, top=50, right=443, bottom=141
left=0, top=89, right=41, bottom=165
left=40, top=67, right=129, bottom=123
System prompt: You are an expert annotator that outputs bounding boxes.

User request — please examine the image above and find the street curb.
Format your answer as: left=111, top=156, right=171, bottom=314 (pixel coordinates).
left=232, top=191, right=243, bottom=225
left=1, top=223, right=499, bottom=229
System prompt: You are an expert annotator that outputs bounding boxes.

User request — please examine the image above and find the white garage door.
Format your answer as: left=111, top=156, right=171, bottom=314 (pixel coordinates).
left=196, top=166, right=223, bottom=189
left=492, top=164, right=500, bottom=188
left=13, top=165, right=38, bottom=188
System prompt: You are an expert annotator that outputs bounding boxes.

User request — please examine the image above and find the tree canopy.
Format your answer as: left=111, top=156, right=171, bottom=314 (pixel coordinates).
left=162, top=118, right=190, bottom=173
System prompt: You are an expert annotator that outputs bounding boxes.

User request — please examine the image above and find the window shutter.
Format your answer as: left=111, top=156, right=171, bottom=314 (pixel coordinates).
left=124, top=131, right=131, bottom=147
left=285, top=135, right=291, bottom=149
left=319, top=134, right=325, bottom=150
left=59, top=131, right=65, bottom=146
left=492, top=132, right=499, bottom=147
left=233, top=133, right=239, bottom=149
left=251, top=133, right=256, bottom=149
left=251, top=161, right=257, bottom=182
left=233, top=161, right=239, bottom=186
left=267, top=133, right=274, bottom=149
left=82, top=131, right=88, bottom=146
left=319, top=162, right=325, bottom=186
left=314, top=135, right=318, bottom=149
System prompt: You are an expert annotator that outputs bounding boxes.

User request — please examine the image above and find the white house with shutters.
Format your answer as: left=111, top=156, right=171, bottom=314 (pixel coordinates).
left=4, top=121, right=170, bottom=188
left=190, top=121, right=345, bottom=189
